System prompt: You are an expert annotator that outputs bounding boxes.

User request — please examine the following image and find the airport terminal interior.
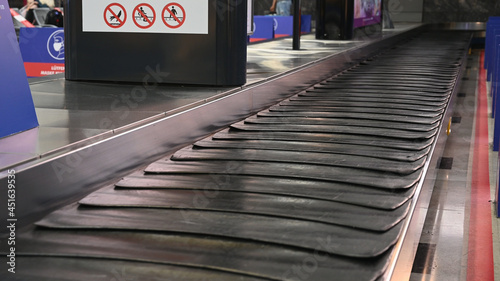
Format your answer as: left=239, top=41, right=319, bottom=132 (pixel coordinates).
left=1, top=0, right=500, bottom=280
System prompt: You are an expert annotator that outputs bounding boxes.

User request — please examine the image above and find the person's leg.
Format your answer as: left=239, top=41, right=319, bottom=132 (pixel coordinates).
left=276, top=0, right=291, bottom=16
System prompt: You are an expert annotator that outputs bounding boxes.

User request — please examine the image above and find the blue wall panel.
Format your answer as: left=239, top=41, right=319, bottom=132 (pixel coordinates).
left=0, top=1, right=39, bottom=139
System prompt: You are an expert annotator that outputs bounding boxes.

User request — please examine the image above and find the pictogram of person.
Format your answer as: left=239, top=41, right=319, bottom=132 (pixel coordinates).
left=139, top=7, right=147, bottom=22
left=170, top=6, right=177, bottom=21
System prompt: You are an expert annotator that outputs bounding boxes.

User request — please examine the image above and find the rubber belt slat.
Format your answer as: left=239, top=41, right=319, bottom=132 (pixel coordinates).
left=269, top=104, right=445, bottom=118
left=116, top=173, right=417, bottom=210
left=257, top=111, right=441, bottom=125
left=278, top=100, right=445, bottom=112
left=298, top=91, right=449, bottom=102
left=173, top=146, right=426, bottom=173
left=230, top=122, right=438, bottom=140
left=145, top=160, right=422, bottom=190
left=15, top=230, right=391, bottom=281
left=35, top=203, right=404, bottom=258
left=79, top=185, right=411, bottom=231
left=213, top=129, right=434, bottom=150
left=243, top=116, right=439, bottom=132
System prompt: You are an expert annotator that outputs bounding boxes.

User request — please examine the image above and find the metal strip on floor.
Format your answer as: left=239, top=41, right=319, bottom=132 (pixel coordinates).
left=6, top=30, right=471, bottom=281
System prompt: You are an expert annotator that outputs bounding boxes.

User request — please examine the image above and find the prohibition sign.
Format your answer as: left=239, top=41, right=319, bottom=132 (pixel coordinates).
left=133, top=3, right=156, bottom=29
left=162, top=3, right=185, bottom=29
left=104, top=3, right=126, bottom=28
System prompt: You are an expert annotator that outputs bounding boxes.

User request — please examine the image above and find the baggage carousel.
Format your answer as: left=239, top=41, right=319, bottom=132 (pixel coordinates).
left=0, top=25, right=472, bottom=280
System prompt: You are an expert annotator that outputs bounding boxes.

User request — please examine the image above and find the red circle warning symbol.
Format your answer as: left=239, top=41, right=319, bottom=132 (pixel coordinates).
left=162, top=3, right=185, bottom=29
left=133, top=3, right=156, bottom=29
left=104, top=3, right=127, bottom=28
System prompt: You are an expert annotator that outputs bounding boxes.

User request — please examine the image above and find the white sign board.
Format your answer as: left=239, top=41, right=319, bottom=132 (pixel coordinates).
left=83, top=0, right=208, bottom=34
left=247, top=0, right=253, bottom=35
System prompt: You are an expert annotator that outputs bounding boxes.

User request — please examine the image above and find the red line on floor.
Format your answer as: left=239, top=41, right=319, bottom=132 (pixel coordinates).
left=467, top=50, right=495, bottom=281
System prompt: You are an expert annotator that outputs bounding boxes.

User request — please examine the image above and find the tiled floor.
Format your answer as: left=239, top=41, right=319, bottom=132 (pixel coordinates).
left=409, top=50, right=500, bottom=281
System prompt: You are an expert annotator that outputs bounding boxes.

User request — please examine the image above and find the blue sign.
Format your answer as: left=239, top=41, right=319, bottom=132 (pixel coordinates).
left=272, top=16, right=293, bottom=38
left=301, top=15, right=311, bottom=33
left=47, top=29, right=65, bottom=60
left=0, top=0, right=39, bottom=139
left=251, top=15, right=312, bottom=42
left=19, top=27, right=65, bottom=77
left=250, top=16, right=274, bottom=42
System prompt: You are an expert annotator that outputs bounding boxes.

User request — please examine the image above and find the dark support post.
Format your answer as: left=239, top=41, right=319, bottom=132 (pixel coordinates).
left=293, top=0, right=301, bottom=50
left=65, top=0, right=247, bottom=86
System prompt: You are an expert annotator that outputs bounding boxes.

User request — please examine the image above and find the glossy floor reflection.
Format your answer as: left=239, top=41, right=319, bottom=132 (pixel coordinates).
left=409, top=50, right=500, bottom=281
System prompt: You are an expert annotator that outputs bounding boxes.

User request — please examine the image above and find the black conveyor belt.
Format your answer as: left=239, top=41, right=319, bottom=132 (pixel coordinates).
left=4, top=31, right=471, bottom=281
